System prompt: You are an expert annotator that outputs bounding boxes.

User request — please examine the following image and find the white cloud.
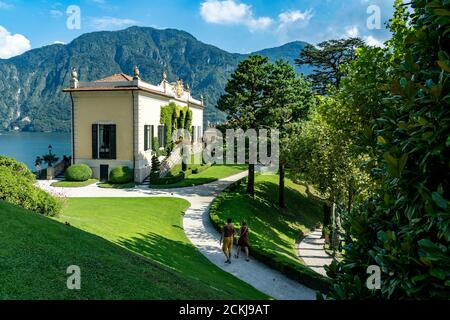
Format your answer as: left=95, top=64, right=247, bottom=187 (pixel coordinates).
left=0, top=1, right=13, bottom=10
left=276, top=9, right=314, bottom=41
left=345, top=25, right=359, bottom=38
left=53, top=41, right=65, bottom=45
left=90, top=17, right=138, bottom=30
left=0, top=25, right=31, bottom=59
left=50, top=9, right=63, bottom=18
left=279, top=10, right=313, bottom=26
left=200, top=0, right=273, bottom=31
left=364, top=35, right=384, bottom=47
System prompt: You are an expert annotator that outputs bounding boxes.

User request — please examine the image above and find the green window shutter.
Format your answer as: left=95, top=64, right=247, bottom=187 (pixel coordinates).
left=92, top=124, right=98, bottom=159
left=144, top=125, right=149, bottom=151
left=110, top=125, right=117, bottom=159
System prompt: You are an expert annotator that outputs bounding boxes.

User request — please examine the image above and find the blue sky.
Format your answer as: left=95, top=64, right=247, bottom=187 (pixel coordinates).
left=0, top=0, right=395, bottom=59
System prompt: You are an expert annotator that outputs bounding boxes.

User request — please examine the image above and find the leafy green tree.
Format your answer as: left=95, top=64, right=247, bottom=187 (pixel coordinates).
left=295, top=38, right=365, bottom=94
left=261, top=60, right=316, bottom=208
left=286, top=99, right=373, bottom=230
left=327, top=0, right=450, bottom=299
left=217, top=55, right=272, bottom=196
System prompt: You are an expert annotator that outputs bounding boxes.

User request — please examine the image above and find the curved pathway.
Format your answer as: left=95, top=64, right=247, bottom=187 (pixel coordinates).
left=297, top=229, right=333, bottom=277
left=37, top=173, right=316, bottom=300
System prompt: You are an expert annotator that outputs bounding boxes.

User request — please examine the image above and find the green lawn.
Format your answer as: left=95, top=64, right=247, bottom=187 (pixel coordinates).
left=210, top=174, right=330, bottom=291
left=151, top=164, right=247, bottom=188
left=57, top=197, right=269, bottom=300
left=0, top=199, right=267, bottom=300
left=51, top=179, right=98, bottom=188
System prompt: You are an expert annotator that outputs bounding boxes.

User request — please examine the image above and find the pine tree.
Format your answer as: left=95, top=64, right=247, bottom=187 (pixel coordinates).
left=217, top=55, right=272, bottom=196
left=151, top=155, right=161, bottom=175
left=261, top=60, right=316, bottom=208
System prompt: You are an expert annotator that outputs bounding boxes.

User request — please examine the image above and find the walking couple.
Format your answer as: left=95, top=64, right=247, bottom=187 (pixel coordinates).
left=219, top=218, right=250, bottom=264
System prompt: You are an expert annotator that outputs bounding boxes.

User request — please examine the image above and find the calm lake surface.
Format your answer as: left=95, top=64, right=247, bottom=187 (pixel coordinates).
left=0, top=132, right=71, bottom=169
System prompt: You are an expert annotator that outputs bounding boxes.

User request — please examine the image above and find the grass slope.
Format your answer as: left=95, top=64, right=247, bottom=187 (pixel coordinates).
left=0, top=199, right=266, bottom=300
left=210, top=174, right=330, bottom=291
left=58, top=198, right=268, bottom=300
left=151, top=164, right=247, bottom=188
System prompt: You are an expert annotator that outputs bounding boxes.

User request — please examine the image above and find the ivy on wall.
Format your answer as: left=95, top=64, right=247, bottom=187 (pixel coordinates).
left=160, top=102, right=194, bottom=151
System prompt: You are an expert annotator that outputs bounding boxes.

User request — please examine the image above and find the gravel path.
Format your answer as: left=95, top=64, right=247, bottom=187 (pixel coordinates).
left=37, top=173, right=317, bottom=300
left=297, top=229, right=333, bottom=277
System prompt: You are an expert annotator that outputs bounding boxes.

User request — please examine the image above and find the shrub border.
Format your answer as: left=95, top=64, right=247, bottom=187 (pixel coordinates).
left=150, top=163, right=213, bottom=186
left=208, top=178, right=331, bottom=293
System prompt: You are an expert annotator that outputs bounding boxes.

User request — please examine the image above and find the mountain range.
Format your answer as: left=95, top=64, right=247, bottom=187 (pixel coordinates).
left=0, top=26, right=308, bottom=132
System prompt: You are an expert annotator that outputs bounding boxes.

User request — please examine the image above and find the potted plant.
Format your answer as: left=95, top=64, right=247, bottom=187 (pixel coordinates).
left=42, top=145, right=59, bottom=180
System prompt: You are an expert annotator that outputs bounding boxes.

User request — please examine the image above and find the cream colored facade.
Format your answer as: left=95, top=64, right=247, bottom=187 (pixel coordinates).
left=64, top=70, right=204, bottom=183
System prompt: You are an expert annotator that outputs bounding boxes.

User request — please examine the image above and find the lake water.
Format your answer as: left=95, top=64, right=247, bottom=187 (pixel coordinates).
left=0, top=132, right=71, bottom=169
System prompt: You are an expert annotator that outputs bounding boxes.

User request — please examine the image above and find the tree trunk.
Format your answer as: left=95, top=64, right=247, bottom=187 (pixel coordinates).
left=247, top=164, right=255, bottom=197
left=322, top=204, right=332, bottom=238
left=347, top=187, right=353, bottom=213
left=279, top=163, right=286, bottom=208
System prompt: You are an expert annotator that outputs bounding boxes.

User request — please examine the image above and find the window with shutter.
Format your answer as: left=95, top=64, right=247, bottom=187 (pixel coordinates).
left=158, top=125, right=165, bottom=148
left=92, top=124, right=99, bottom=159
left=144, top=125, right=149, bottom=151
left=94, top=124, right=116, bottom=160
left=110, top=125, right=117, bottom=160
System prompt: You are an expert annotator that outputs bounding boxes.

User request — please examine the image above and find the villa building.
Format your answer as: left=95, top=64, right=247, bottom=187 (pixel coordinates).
left=63, top=67, right=204, bottom=183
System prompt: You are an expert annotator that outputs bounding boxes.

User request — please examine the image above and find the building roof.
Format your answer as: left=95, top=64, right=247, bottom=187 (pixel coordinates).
left=64, top=70, right=204, bottom=109
left=95, top=73, right=134, bottom=82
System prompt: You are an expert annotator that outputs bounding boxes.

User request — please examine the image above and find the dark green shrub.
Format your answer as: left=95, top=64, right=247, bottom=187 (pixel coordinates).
left=0, top=167, right=61, bottom=216
left=109, top=166, right=134, bottom=184
left=327, top=1, right=450, bottom=299
left=0, top=156, right=35, bottom=182
left=151, top=155, right=161, bottom=174
left=150, top=172, right=185, bottom=185
left=192, top=163, right=212, bottom=174
left=65, top=164, right=93, bottom=182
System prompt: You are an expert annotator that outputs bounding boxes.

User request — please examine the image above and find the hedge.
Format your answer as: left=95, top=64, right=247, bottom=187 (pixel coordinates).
left=160, top=102, right=194, bottom=152
left=150, top=171, right=185, bottom=185
left=209, top=178, right=331, bottom=293
left=150, top=163, right=212, bottom=186
left=65, top=164, right=93, bottom=182
left=192, top=163, right=212, bottom=174
left=0, top=166, right=61, bottom=216
left=0, top=156, right=35, bottom=182
left=109, top=166, right=134, bottom=184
